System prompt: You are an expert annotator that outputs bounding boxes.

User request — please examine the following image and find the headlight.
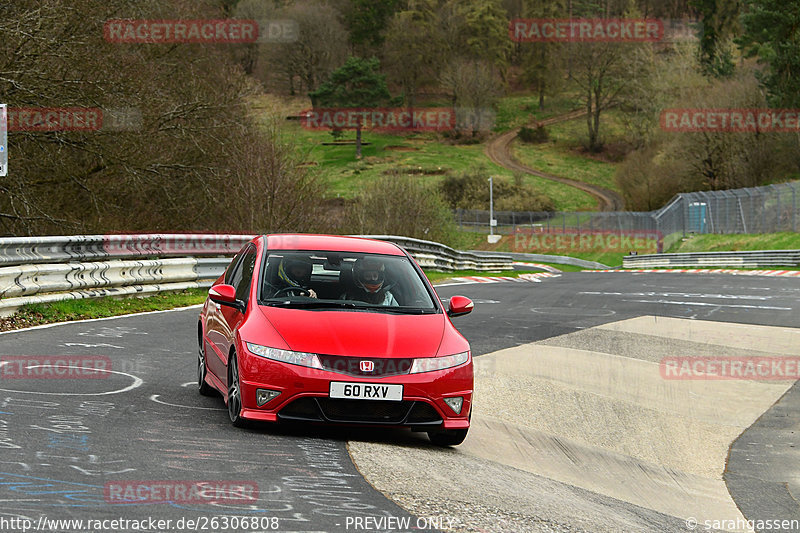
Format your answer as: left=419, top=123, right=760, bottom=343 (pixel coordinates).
left=245, top=343, right=323, bottom=369
left=410, top=351, right=469, bottom=374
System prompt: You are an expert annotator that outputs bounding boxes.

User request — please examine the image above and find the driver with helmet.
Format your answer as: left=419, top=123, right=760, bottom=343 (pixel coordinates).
left=270, top=255, right=318, bottom=298
left=343, top=257, right=398, bottom=306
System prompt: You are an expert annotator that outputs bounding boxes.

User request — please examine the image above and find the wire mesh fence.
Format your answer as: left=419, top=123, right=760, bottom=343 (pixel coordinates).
left=456, top=181, right=800, bottom=251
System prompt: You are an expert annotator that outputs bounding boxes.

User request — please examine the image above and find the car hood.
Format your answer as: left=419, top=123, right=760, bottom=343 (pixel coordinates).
left=257, top=306, right=445, bottom=358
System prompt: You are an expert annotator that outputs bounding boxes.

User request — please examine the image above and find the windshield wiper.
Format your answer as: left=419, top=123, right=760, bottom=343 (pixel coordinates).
left=357, top=305, right=436, bottom=314
left=261, top=300, right=434, bottom=313
left=261, top=300, right=360, bottom=309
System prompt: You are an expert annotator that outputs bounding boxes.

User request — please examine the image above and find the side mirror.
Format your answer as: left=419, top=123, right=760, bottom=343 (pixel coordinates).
left=447, top=296, right=474, bottom=318
left=209, top=284, right=240, bottom=309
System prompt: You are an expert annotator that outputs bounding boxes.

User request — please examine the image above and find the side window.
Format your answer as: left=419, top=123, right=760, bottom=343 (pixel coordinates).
left=224, top=249, right=247, bottom=285
left=234, top=247, right=257, bottom=302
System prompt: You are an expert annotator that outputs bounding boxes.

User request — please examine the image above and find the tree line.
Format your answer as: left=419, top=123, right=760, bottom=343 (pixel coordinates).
left=238, top=0, right=799, bottom=210
left=1, top=0, right=798, bottom=237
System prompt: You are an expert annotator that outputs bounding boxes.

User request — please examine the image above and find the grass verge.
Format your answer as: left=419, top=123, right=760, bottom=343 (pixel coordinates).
left=0, top=289, right=208, bottom=332
left=512, top=113, right=624, bottom=198
left=424, top=269, right=542, bottom=283
left=455, top=233, right=623, bottom=267
left=666, top=233, right=800, bottom=253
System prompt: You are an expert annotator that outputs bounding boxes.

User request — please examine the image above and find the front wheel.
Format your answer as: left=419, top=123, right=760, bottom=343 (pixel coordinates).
left=197, top=333, right=215, bottom=397
left=227, top=352, right=248, bottom=428
left=427, top=428, right=468, bottom=446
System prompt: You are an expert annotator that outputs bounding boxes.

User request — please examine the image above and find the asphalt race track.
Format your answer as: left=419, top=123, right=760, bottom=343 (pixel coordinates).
left=0, top=272, right=798, bottom=533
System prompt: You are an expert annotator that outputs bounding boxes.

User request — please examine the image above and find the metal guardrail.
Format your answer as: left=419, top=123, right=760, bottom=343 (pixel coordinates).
left=0, top=234, right=512, bottom=315
left=356, top=235, right=513, bottom=272
left=469, top=250, right=611, bottom=270
left=622, top=250, right=800, bottom=269
left=0, top=234, right=256, bottom=266
left=0, top=257, right=230, bottom=316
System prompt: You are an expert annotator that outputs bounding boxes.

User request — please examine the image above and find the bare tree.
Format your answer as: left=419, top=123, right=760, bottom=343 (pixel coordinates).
left=440, top=58, right=503, bottom=137
left=0, top=0, right=326, bottom=235
left=256, top=1, right=349, bottom=95
left=383, top=2, right=441, bottom=107
left=570, top=40, right=650, bottom=152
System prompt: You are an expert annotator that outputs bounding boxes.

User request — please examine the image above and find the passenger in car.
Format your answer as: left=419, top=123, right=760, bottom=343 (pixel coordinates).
left=341, top=257, right=398, bottom=306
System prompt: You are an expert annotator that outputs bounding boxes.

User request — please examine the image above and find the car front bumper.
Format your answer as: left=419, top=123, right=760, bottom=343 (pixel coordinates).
left=238, top=351, right=473, bottom=430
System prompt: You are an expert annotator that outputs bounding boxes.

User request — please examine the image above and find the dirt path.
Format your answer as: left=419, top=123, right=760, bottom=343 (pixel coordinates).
left=485, top=109, right=625, bottom=211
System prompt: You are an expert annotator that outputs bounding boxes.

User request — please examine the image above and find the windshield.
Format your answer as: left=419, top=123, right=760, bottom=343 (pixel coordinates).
left=259, top=251, right=438, bottom=313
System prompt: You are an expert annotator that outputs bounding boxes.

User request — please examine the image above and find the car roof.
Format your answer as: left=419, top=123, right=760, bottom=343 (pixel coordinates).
left=264, top=234, right=405, bottom=256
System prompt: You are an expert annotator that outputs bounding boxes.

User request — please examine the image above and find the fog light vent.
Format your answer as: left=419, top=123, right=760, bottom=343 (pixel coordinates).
left=443, top=396, right=463, bottom=415
left=256, top=389, right=280, bottom=406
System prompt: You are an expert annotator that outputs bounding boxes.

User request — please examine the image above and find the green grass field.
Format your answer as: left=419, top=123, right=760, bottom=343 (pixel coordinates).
left=512, top=111, right=625, bottom=198
left=0, top=289, right=209, bottom=332
left=493, top=93, right=582, bottom=132
left=666, top=233, right=800, bottom=253
left=260, top=93, right=609, bottom=212
left=461, top=231, right=800, bottom=268
left=289, top=121, right=601, bottom=212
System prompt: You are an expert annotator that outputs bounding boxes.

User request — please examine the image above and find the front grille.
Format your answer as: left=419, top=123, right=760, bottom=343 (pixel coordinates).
left=406, top=402, right=442, bottom=424
left=278, top=398, right=322, bottom=421
left=318, top=355, right=413, bottom=377
left=277, top=397, right=442, bottom=426
left=317, top=398, right=412, bottom=423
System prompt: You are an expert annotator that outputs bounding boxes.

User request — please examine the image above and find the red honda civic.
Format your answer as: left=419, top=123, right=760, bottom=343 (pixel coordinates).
left=197, top=234, right=474, bottom=445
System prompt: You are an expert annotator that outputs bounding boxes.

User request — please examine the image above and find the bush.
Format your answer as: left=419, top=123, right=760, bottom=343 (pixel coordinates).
left=439, top=167, right=555, bottom=212
left=518, top=125, right=549, bottom=144
left=345, top=175, right=456, bottom=243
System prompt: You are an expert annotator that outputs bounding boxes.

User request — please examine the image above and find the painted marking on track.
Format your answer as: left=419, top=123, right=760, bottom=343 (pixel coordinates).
left=531, top=307, right=616, bottom=317
left=584, top=269, right=800, bottom=278
left=149, top=394, right=225, bottom=411
left=62, top=342, right=124, bottom=349
left=580, top=291, right=774, bottom=301
left=0, top=367, right=143, bottom=396
left=621, top=299, right=792, bottom=310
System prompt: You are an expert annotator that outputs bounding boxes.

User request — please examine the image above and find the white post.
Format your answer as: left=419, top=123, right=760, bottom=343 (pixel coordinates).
left=487, top=177, right=501, bottom=243
left=489, top=176, right=494, bottom=237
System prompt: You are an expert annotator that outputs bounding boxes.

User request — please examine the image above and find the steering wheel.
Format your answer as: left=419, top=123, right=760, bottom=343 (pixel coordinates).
left=273, top=286, right=311, bottom=298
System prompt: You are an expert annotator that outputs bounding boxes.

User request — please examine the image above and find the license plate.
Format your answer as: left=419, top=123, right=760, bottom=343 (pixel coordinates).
left=329, top=382, right=403, bottom=401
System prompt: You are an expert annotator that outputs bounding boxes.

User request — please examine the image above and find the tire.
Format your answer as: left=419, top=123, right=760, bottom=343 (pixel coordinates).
left=197, top=329, right=215, bottom=397
left=227, top=351, right=248, bottom=428
left=427, top=428, right=469, bottom=446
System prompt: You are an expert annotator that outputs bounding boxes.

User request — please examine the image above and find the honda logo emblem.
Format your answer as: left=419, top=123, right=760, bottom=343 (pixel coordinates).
left=359, top=360, right=375, bottom=373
